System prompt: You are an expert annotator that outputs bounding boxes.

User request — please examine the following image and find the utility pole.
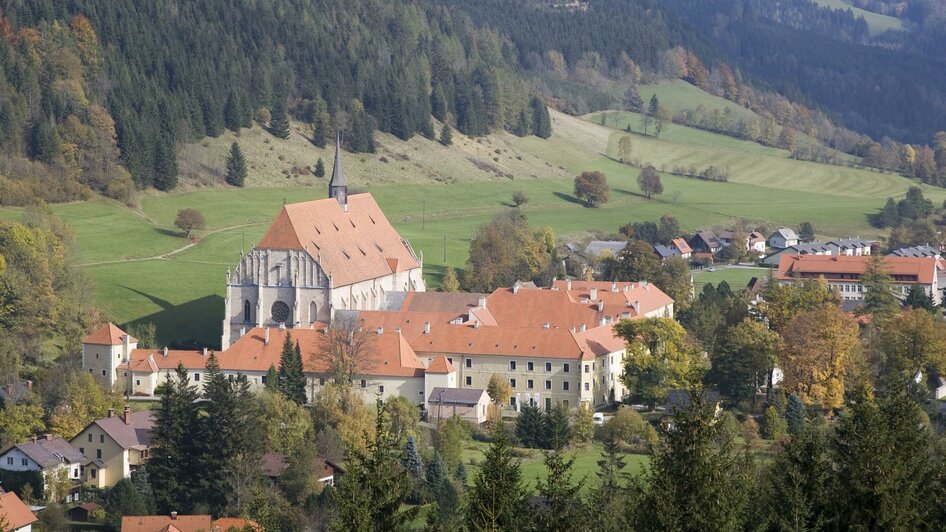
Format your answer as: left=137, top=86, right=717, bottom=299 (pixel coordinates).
left=443, top=234, right=446, bottom=262
left=422, top=200, right=426, bottom=230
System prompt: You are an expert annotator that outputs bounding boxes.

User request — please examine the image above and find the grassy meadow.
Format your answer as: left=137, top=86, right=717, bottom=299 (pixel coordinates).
left=812, top=0, right=905, bottom=35
left=5, top=81, right=943, bottom=347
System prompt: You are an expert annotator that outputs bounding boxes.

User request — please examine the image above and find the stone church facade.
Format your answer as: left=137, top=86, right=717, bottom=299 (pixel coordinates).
left=221, top=143, right=426, bottom=349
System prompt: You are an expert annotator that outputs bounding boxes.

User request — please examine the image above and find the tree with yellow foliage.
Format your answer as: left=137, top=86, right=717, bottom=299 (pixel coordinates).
left=780, top=306, right=860, bottom=411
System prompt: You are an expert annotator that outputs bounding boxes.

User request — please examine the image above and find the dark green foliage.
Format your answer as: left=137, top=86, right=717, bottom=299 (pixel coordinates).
left=426, top=476, right=464, bottom=531
left=466, top=420, right=531, bottom=531
left=531, top=96, right=552, bottom=139
left=876, top=197, right=900, bottom=228
left=786, top=393, right=805, bottom=436
left=223, top=91, right=243, bottom=132
left=514, top=110, right=530, bottom=137
left=515, top=404, right=546, bottom=448
left=762, top=405, right=787, bottom=440
left=330, top=399, right=418, bottom=531
left=546, top=404, right=571, bottom=451
left=314, top=157, right=325, bottom=178
left=348, top=108, right=375, bottom=153
left=587, top=440, right=628, bottom=532
left=225, top=142, right=248, bottom=187
left=439, top=123, right=453, bottom=146
left=28, top=116, right=61, bottom=164
left=264, top=364, right=278, bottom=391
left=269, top=83, right=291, bottom=140
left=152, top=137, right=178, bottom=191
left=425, top=451, right=446, bottom=487
left=535, top=450, right=586, bottom=532
left=312, top=117, right=328, bottom=149
left=104, top=479, right=149, bottom=530
left=149, top=365, right=202, bottom=513
left=905, top=284, right=935, bottom=311
left=454, top=461, right=467, bottom=484
left=277, top=333, right=307, bottom=405
left=798, top=221, right=815, bottom=242
left=131, top=466, right=157, bottom=515
left=623, top=85, right=644, bottom=113
left=401, top=435, right=423, bottom=479
left=0, top=470, right=43, bottom=501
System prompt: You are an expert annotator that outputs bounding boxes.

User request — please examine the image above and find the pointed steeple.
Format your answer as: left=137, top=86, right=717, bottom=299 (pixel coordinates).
left=328, top=131, right=348, bottom=210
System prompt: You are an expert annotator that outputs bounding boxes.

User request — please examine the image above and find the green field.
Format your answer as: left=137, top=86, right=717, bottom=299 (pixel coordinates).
left=813, top=0, right=905, bottom=35
left=692, top=267, right=771, bottom=293
left=5, top=81, right=944, bottom=347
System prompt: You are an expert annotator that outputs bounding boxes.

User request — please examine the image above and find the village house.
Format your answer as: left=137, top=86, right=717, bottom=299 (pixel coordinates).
left=688, top=230, right=723, bottom=254
left=761, top=242, right=833, bottom=266
left=428, top=387, right=491, bottom=424
left=0, top=435, right=84, bottom=502
left=654, top=238, right=693, bottom=261
left=120, top=513, right=257, bottom=532
left=887, top=244, right=941, bottom=258
left=0, top=490, right=37, bottom=532
left=583, top=240, right=628, bottom=258
left=768, top=228, right=800, bottom=249
left=776, top=254, right=944, bottom=305
left=717, top=230, right=766, bottom=253
left=261, top=452, right=342, bottom=487
left=70, top=407, right=154, bottom=489
left=221, top=144, right=425, bottom=349
left=826, top=237, right=875, bottom=256
left=82, top=323, right=137, bottom=389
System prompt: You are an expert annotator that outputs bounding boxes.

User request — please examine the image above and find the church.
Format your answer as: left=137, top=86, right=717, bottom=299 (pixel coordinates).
left=220, top=142, right=426, bottom=349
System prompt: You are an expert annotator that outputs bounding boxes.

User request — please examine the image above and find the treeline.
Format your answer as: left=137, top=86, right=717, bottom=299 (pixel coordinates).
left=0, top=0, right=550, bottom=195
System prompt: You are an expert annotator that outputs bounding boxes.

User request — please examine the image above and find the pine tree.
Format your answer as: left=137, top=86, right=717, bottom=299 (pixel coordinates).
left=277, top=333, right=307, bottom=404
left=223, top=91, right=241, bottom=132
left=587, top=439, right=628, bottom=532
left=466, top=420, right=530, bottom=531
left=330, top=399, right=418, bottom=531
left=149, top=365, right=202, bottom=513
left=29, top=115, right=62, bottom=163
left=401, top=435, right=423, bottom=479
left=860, top=254, right=899, bottom=319
left=426, top=475, right=463, bottom=531
left=130, top=466, right=156, bottom=515
left=645, top=95, right=659, bottom=137
left=425, top=450, right=446, bottom=487
left=103, top=479, right=148, bottom=530
left=312, top=117, right=327, bottom=148
left=514, top=110, right=529, bottom=137
left=264, top=364, right=278, bottom=391
left=225, top=142, right=248, bottom=187
left=314, top=157, right=325, bottom=178
left=545, top=403, right=571, bottom=450
left=905, top=285, right=935, bottom=312
left=535, top=450, right=586, bottom=532
left=531, top=96, right=552, bottom=138
left=454, top=461, right=467, bottom=484
left=269, top=85, right=290, bottom=139
left=152, top=138, right=178, bottom=191
left=515, top=404, right=546, bottom=448
left=762, top=405, right=787, bottom=440
left=757, top=425, right=832, bottom=531
left=786, top=394, right=806, bottom=435
left=877, top=197, right=900, bottom=227
left=439, top=123, right=453, bottom=146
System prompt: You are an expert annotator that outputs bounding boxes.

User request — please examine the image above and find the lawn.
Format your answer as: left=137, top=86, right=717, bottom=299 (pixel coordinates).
left=812, top=0, right=905, bottom=35
left=461, top=440, right=649, bottom=490
left=692, top=266, right=771, bottom=293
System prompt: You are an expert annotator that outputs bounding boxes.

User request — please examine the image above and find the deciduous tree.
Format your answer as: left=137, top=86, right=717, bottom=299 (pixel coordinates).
left=574, top=171, right=610, bottom=207
left=617, top=135, right=633, bottom=163
left=637, top=165, right=663, bottom=199
left=173, top=208, right=205, bottom=239
left=616, top=318, right=707, bottom=408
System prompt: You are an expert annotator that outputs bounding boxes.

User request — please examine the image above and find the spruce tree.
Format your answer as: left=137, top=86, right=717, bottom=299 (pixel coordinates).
left=277, top=333, right=307, bottom=404
left=425, top=450, right=446, bottom=487
left=786, top=394, right=806, bottom=435
left=466, top=420, right=530, bottom=531
left=756, top=425, right=832, bottom=531
left=860, top=254, right=899, bottom=319
left=312, top=117, right=327, bottom=148
left=330, top=400, right=418, bottom=531
left=535, top=450, right=586, bottom=532
left=225, top=142, right=248, bottom=187
left=514, top=110, right=529, bottom=137
left=531, top=96, right=552, bottom=138
left=515, top=404, right=546, bottom=448
left=269, top=86, right=290, bottom=139
left=152, top=138, right=178, bottom=191
left=439, top=123, right=453, bottom=146
left=223, top=91, right=241, bottom=132
left=29, top=115, right=62, bottom=163
left=545, top=404, right=571, bottom=450
left=130, top=466, right=156, bottom=515
left=587, top=439, right=628, bottom=532
left=314, top=157, right=325, bottom=178
left=264, top=364, right=278, bottom=391
left=149, top=365, right=201, bottom=513
left=762, top=405, right=788, bottom=440
left=401, top=435, right=423, bottom=479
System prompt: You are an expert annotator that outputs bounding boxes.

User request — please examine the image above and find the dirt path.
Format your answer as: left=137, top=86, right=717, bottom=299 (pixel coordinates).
left=76, top=223, right=261, bottom=267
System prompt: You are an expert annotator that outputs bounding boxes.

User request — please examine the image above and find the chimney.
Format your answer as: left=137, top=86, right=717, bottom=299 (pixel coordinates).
left=123, top=405, right=131, bottom=425
left=45, top=434, right=53, bottom=441
left=634, top=300, right=640, bottom=315
left=640, top=280, right=648, bottom=287
left=589, top=288, right=597, bottom=300
left=474, top=321, right=480, bottom=330
left=611, top=282, right=618, bottom=293
left=264, top=327, right=270, bottom=345
left=376, top=327, right=384, bottom=336
left=239, top=326, right=246, bottom=338
left=170, top=512, right=178, bottom=520
left=579, top=324, right=586, bottom=332
left=543, top=323, right=550, bottom=329
left=31, top=436, right=37, bottom=444
left=513, top=283, right=520, bottom=295
left=478, top=297, right=487, bottom=309
left=566, top=279, right=572, bottom=290
left=122, top=334, right=131, bottom=360
left=424, top=322, right=431, bottom=335
left=107, top=408, right=115, bottom=418
left=599, top=318, right=607, bottom=327
left=596, top=301, right=604, bottom=312
left=162, top=347, right=168, bottom=358
left=395, top=327, right=401, bottom=334
left=202, top=347, right=208, bottom=357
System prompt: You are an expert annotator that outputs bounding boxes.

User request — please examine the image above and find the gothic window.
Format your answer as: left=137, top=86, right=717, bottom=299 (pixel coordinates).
left=309, top=301, right=318, bottom=324
left=244, top=300, right=251, bottom=322
left=271, top=301, right=290, bottom=323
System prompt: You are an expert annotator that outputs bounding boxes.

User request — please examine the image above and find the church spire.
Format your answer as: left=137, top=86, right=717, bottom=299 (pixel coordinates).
left=328, top=131, right=348, bottom=211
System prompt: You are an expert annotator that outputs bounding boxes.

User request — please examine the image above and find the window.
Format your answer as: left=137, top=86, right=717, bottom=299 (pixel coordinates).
left=545, top=362, right=552, bottom=372
left=360, top=379, right=367, bottom=388
left=101, top=370, right=106, bottom=376
left=21, top=458, right=28, bottom=466
left=584, top=364, right=590, bottom=373
left=244, top=300, right=251, bottom=322
left=528, top=379, right=534, bottom=389
left=563, top=381, right=570, bottom=391
left=527, top=362, right=534, bottom=371
left=465, top=358, right=472, bottom=368
left=545, top=398, right=552, bottom=411
left=319, top=377, right=325, bottom=386
left=563, top=400, right=569, bottom=407
left=545, top=380, right=552, bottom=390
left=510, top=397, right=517, bottom=407
left=509, top=361, right=517, bottom=370
left=466, top=376, right=472, bottom=386
left=447, top=358, right=453, bottom=364
left=100, top=435, right=105, bottom=444
left=261, top=375, right=267, bottom=384
left=194, top=373, right=200, bottom=382
left=91, top=469, right=97, bottom=479
left=5, top=457, right=11, bottom=465
left=88, top=434, right=93, bottom=443
left=510, top=379, right=517, bottom=388
left=584, top=382, right=590, bottom=391
left=135, top=379, right=141, bottom=386
left=379, top=385, right=385, bottom=393
left=123, top=372, right=127, bottom=377
left=96, top=449, right=102, bottom=459
left=563, top=363, right=570, bottom=373
left=79, top=448, right=84, bottom=454
left=96, top=353, right=99, bottom=359
left=74, top=468, right=79, bottom=478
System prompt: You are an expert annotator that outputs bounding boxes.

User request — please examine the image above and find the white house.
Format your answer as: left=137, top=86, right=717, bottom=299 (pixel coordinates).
left=0, top=435, right=84, bottom=502
left=0, top=491, right=37, bottom=532
left=768, top=228, right=799, bottom=249
left=826, top=238, right=874, bottom=256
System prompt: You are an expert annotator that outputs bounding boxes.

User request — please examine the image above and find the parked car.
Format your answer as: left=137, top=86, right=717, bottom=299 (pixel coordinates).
left=593, top=412, right=605, bottom=426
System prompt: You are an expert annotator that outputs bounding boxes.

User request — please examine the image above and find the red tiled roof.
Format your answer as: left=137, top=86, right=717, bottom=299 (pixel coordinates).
left=212, top=517, right=259, bottom=531
left=671, top=238, right=692, bottom=254
left=0, top=491, right=37, bottom=530
left=84, top=323, right=136, bottom=346
left=255, top=193, right=419, bottom=287
left=121, top=515, right=211, bottom=532
left=414, top=323, right=593, bottom=360
left=777, top=255, right=939, bottom=284
left=426, top=354, right=455, bottom=373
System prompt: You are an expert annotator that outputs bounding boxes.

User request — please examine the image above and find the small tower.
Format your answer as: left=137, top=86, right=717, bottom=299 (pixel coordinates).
left=328, top=132, right=348, bottom=211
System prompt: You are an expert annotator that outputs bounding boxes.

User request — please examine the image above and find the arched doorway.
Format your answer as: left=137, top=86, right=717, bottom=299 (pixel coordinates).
left=309, top=301, right=318, bottom=324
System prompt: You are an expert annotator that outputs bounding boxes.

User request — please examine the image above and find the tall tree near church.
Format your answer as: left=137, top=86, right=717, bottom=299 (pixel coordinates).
left=149, top=365, right=202, bottom=513
left=466, top=420, right=531, bottom=531
left=225, top=142, right=247, bottom=187
left=277, top=333, right=306, bottom=404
